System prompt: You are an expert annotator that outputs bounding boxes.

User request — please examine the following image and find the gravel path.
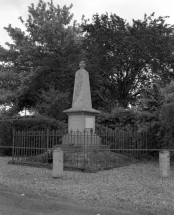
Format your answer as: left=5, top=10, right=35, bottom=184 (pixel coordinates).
left=0, top=157, right=174, bottom=214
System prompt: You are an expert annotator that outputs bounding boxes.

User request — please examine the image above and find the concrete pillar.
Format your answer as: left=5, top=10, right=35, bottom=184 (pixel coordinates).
left=52, top=148, right=63, bottom=178
left=159, top=150, right=170, bottom=177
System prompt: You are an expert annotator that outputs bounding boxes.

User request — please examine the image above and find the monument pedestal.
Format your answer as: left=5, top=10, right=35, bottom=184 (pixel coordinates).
left=62, top=111, right=100, bottom=149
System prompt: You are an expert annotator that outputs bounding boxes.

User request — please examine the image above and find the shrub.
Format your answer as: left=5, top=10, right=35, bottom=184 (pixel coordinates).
left=0, top=116, right=67, bottom=156
left=0, top=121, right=13, bottom=156
left=96, top=108, right=138, bottom=131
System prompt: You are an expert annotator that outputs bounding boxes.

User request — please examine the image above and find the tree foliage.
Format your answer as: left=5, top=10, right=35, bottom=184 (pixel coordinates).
left=1, top=3, right=174, bottom=119
left=96, top=107, right=137, bottom=131
left=34, top=86, right=70, bottom=120
left=0, top=0, right=83, bottom=115
left=82, top=13, right=174, bottom=109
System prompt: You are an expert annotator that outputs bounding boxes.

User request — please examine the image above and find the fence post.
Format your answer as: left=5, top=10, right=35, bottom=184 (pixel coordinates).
left=159, top=150, right=170, bottom=177
left=52, top=148, right=63, bottom=178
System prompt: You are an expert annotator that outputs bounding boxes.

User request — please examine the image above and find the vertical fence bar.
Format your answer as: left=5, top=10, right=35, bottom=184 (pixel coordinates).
left=24, top=130, right=26, bottom=159
left=33, top=130, right=35, bottom=158
left=55, top=130, right=58, bottom=146
left=119, top=131, right=122, bottom=164
left=140, top=131, right=143, bottom=159
left=15, top=131, right=18, bottom=161
left=46, top=129, right=49, bottom=163
left=19, top=131, right=21, bottom=162
left=34, top=131, right=36, bottom=161
left=142, top=131, right=144, bottom=158
left=140, top=131, right=143, bottom=158
left=52, top=130, right=54, bottom=149
left=86, top=130, right=88, bottom=167
left=50, top=130, right=54, bottom=162
left=131, top=131, right=133, bottom=158
left=136, top=130, right=138, bottom=158
left=21, top=131, right=24, bottom=162
left=12, top=129, right=15, bottom=161
left=38, top=130, right=40, bottom=157
left=32, top=131, right=34, bottom=162
left=23, top=130, right=26, bottom=160
left=145, top=131, right=148, bottom=157
left=133, top=131, right=135, bottom=158
left=128, top=131, right=131, bottom=158
left=136, top=131, right=139, bottom=159
left=25, top=130, right=27, bottom=159
left=17, top=131, right=20, bottom=161
left=32, top=130, right=34, bottom=159
left=83, top=130, right=85, bottom=168
left=13, top=130, right=16, bottom=161
left=16, top=131, right=19, bottom=161
left=25, top=130, right=27, bottom=158
left=36, top=130, right=38, bottom=157
left=21, top=130, right=23, bottom=160
left=28, top=131, right=31, bottom=157
left=37, top=130, right=39, bottom=158
left=90, top=130, right=93, bottom=167
left=120, top=130, right=123, bottom=160
left=30, top=130, right=32, bottom=158
left=118, top=131, right=120, bottom=156
left=44, top=130, right=46, bottom=155
left=36, top=130, right=38, bottom=158
left=106, top=130, right=109, bottom=167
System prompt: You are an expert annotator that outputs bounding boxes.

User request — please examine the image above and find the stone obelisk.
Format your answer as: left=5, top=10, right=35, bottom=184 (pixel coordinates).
left=63, top=61, right=100, bottom=148
left=63, top=61, right=100, bottom=133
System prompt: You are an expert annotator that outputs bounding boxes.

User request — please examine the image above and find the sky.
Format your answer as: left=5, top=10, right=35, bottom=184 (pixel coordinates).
left=0, top=0, right=174, bottom=47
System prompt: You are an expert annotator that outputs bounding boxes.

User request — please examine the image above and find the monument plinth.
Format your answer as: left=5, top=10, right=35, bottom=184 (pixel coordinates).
left=63, top=61, right=100, bottom=148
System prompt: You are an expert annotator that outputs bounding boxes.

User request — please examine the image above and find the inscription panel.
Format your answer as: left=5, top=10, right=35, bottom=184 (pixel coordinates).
left=85, top=117, right=94, bottom=129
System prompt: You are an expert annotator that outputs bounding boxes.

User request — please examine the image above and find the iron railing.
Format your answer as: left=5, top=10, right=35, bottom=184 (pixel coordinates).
left=9, top=129, right=150, bottom=171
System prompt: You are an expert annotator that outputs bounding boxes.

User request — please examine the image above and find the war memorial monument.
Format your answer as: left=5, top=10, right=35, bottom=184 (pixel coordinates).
left=62, top=61, right=100, bottom=148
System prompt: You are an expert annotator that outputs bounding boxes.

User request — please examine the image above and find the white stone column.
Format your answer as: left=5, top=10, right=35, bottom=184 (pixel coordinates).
left=52, top=148, right=63, bottom=178
left=159, top=150, right=170, bottom=177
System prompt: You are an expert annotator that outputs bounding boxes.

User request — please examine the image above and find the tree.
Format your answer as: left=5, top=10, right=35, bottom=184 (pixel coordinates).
left=96, top=107, right=138, bottom=131
left=136, top=83, right=163, bottom=144
left=34, top=86, right=70, bottom=120
left=0, top=0, right=83, bottom=114
left=81, top=13, right=174, bottom=110
left=138, top=82, right=164, bottom=113
left=0, top=65, right=21, bottom=107
left=159, top=81, right=174, bottom=148
left=136, top=81, right=174, bottom=149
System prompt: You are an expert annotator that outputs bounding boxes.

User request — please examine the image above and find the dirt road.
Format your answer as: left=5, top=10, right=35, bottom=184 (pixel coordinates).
left=0, top=185, right=139, bottom=215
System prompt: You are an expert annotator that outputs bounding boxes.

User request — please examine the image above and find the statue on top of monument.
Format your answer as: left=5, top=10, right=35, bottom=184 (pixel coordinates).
left=79, top=60, right=86, bottom=69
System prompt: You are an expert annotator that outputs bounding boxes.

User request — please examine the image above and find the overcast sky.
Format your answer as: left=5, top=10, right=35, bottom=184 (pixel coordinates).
left=0, top=0, right=174, bottom=47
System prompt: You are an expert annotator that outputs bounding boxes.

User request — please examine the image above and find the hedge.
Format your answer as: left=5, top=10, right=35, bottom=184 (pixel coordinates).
left=0, top=117, right=67, bottom=156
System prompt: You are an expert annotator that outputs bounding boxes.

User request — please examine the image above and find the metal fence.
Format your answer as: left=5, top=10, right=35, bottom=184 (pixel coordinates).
left=9, top=129, right=150, bottom=171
